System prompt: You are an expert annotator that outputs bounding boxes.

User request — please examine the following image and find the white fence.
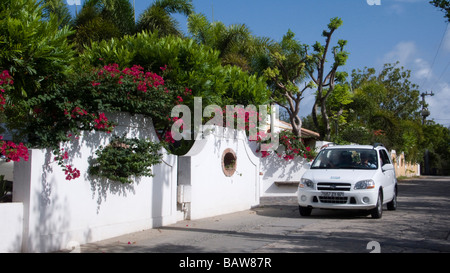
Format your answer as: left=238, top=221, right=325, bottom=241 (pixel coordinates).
left=178, top=126, right=260, bottom=220
left=1, top=116, right=311, bottom=252
left=2, top=113, right=178, bottom=253
left=259, top=154, right=308, bottom=197
left=0, top=203, right=23, bottom=252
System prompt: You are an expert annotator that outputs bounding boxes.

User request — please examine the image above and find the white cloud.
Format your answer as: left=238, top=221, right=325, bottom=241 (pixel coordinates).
left=382, top=42, right=435, bottom=81
left=414, top=58, right=433, bottom=80
left=383, top=41, right=417, bottom=65
left=387, top=0, right=422, bottom=15
left=427, top=82, right=450, bottom=126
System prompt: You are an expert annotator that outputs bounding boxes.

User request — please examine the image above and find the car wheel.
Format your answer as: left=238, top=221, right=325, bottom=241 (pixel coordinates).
left=387, top=188, right=397, bottom=211
left=371, top=192, right=383, bottom=219
left=299, top=206, right=312, bottom=216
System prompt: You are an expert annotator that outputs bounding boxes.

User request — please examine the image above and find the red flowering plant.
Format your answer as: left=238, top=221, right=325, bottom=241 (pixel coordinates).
left=0, top=70, right=13, bottom=107
left=81, top=63, right=190, bottom=132
left=17, top=63, right=191, bottom=181
left=0, top=70, right=29, bottom=163
left=276, top=130, right=316, bottom=161
left=253, top=130, right=316, bottom=161
left=223, top=106, right=263, bottom=136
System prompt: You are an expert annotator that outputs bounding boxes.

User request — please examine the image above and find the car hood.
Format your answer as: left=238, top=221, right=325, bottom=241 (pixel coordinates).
left=304, top=169, right=377, bottom=184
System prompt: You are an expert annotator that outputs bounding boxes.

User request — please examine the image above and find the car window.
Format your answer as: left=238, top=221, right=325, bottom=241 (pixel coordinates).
left=311, top=148, right=378, bottom=169
left=379, top=149, right=391, bottom=166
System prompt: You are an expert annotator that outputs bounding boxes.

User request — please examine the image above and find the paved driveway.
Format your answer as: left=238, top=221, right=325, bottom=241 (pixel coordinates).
left=76, top=176, right=450, bottom=253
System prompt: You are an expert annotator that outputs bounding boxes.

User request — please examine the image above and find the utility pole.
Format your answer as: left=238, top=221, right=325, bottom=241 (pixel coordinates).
left=211, top=0, right=214, bottom=22
left=421, top=91, right=434, bottom=175
left=421, top=91, right=434, bottom=125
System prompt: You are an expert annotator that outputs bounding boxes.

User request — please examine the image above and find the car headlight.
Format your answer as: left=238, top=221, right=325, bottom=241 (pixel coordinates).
left=354, top=179, right=375, bottom=190
left=299, top=178, right=314, bottom=189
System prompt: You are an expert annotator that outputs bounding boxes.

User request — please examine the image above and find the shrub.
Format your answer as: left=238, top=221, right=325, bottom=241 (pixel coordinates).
left=88, top=135, right=163, bottom=184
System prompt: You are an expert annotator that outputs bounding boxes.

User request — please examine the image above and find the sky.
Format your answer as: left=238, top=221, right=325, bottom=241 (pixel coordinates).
left=66, top=0, right=450, bottom=127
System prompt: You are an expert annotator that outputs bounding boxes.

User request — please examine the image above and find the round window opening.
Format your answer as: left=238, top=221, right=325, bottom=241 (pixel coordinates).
left=222, top=148, right=237, bottom=177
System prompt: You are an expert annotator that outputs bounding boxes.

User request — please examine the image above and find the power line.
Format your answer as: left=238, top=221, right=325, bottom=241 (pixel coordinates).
left=434, top=59, right=450, bottom=84
left=421, top=23, right=449, bottom=89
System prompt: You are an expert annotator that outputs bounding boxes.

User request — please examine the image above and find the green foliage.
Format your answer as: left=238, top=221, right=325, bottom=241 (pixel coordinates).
left=42, top=0, right=73, bottom=28
left=188, top=13, right=270, bottom=72
left=421, top=122, right=450, bottom=175
left=339, top=63, right=424, bottom=162
left=264, top=29, right=308, bottom=97
left=430, top=0, right=450, bottom=22
left=0, top=0, right=75, bottom=99
left=79, top=32, right=270, bottom=107
left=257, top=29, right=311, bottom=136
left=307, top=17, right=349, bottom=140
left=73, top=0, right=135, bottom=51
left=327, top=17, right=343, bottom=31
left=89, top=135, right=163, bottom=184
left=326, top=84, right=354, bottom=135
left=137, top=0, right=194, bottom=36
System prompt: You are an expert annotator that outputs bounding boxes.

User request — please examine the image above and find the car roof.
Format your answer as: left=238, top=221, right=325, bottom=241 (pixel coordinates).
left=323, top=144, right=379, bottom=150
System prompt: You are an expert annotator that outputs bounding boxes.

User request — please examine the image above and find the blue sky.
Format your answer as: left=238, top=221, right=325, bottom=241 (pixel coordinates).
left=67, top=0, right=450, bottom=126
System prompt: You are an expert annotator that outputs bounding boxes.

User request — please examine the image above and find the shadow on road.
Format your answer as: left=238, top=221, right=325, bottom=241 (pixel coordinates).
left=77, top=176, right=450, bottom=253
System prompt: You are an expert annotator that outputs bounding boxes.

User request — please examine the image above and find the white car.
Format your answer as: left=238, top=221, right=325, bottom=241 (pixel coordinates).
left=298, top=144, right=397, bottom=219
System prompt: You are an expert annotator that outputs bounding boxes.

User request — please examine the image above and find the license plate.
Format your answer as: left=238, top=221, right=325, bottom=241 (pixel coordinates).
left=321, top=192, right=344, bottom=197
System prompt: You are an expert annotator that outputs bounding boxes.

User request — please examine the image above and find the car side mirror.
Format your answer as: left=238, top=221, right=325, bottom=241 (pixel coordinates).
left=304, top=162, right=311, bottom=169
left=382, top=163, right=394, bottom=172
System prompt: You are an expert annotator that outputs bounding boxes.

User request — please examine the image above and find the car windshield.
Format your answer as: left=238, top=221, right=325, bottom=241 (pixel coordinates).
left=311, top=148, right=378, bottom=170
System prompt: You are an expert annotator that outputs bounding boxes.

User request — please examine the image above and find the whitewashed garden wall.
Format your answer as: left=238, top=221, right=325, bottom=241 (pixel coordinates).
left=177, top=126, right=260, bottom=220
left=9, top=113, right=178, bottom=253
left=0, top=203, right=23, bottom=252
left=248, top=142, right=308, bottom=197
left=259, top=154, right=308, bottom=197
left=1, top=115, right=315, bottom=252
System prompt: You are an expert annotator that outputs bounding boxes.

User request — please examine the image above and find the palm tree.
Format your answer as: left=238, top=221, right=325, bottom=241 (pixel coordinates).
left=73, top=0, right=134, bottom=51
left=136, top=0, right=194, bottom=37
left=42, top=0, right=73, bottom=29
left=187, top=13, right=273, bottom=72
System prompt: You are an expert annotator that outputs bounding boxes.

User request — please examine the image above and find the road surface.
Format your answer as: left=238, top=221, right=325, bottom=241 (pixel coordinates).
left=74, top=176, right=450, bottom=253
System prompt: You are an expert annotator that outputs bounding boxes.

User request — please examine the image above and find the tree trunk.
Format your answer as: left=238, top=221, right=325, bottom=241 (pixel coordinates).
left=321, top=99, right=331, bottom=141
left=311, top=99, right=319, bottom=132
left=290, top=114, right=302, bottom=137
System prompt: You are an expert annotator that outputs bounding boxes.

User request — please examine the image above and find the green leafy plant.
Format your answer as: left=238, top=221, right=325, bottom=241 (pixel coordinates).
left=0, top=0, right=74, bottom=100
left=89, top=135, right=163, bottom=184
left=79, top=32, right=270, bottom=107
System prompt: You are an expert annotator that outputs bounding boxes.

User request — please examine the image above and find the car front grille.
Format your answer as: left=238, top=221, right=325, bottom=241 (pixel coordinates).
left=317, top=182, right=351, bottom=191
left=318, top=196, right=349, bottom=204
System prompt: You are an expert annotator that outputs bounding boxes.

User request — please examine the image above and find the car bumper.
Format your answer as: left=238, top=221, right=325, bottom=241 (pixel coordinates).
left=297, top=189, right=378, bottom=210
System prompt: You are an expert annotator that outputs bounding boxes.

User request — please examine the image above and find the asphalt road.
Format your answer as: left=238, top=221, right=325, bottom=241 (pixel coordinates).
left=76, top=176, right=450, bottom=253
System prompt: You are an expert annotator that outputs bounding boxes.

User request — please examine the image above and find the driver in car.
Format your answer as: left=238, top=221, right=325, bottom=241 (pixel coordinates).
left=359, top=152, right=376, bottom=168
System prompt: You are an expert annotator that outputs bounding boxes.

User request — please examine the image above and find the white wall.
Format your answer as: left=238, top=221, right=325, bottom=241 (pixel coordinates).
left=248, top=139, right=310, bottom=197
left=12, top=113, right=178, bottom=253
left=0, top=202, right=23, bottom=253
left=178, top=126, right=260, bottom=220
left=259, top=154, right=308, bottom=197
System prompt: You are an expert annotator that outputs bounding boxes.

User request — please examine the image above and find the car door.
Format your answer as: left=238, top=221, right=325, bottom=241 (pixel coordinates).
left=379, top=149, right=395, bottom=202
